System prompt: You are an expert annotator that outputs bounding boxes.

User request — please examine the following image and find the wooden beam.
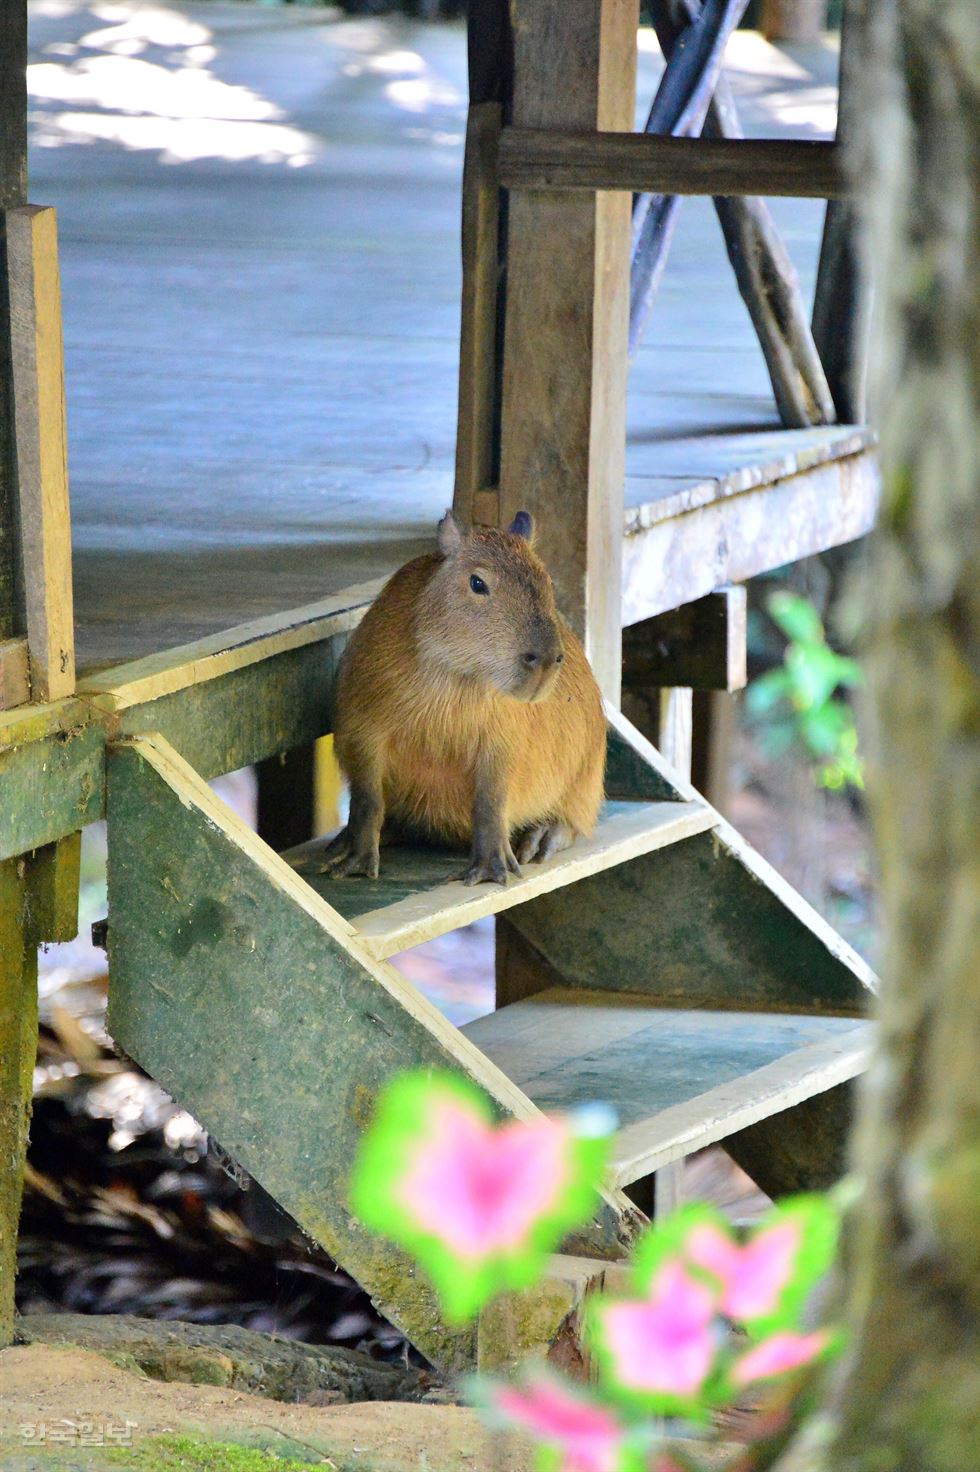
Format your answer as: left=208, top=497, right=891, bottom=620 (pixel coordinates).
left=499, top=0, right=638, bottom=702
left=0, top=636, right=29, bottom=708
left=630, top=0, right=748, bottom=353
left=0, top=855, right=37, bottom=1348
left=27, top=830, right=81, bottom=942
left=7, top=206, right=75, bottom=700
left=622, top=443, right=880, bottom=625
left=724, top=1079, right=859, bottom=1196
left=454, top=101, right=502, bottom=523
left=501, top=705, right=877, bottom=1015
left=622, top=587, right=747, bottom=692
left=0, top=0, right=28, bottom=647
left=811, top=0, right=868, bottom=423
left=499, top=131, right=844, bottom=200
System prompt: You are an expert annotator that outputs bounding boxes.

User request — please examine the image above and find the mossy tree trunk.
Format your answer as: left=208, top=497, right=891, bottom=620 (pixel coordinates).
left=803, top=2, right=980, bottom=1467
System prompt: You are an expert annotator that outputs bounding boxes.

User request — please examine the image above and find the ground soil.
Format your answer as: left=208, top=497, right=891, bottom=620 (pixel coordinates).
left=0, top=1345, right=533, bottom=1472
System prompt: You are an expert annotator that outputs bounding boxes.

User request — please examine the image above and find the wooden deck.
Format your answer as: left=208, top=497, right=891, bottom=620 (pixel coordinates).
left=26, top=4, right=873, bottom=671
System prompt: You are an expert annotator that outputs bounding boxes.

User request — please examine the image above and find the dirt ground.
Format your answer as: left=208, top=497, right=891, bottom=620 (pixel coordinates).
left=0, top=1345, right=534, bottom=1472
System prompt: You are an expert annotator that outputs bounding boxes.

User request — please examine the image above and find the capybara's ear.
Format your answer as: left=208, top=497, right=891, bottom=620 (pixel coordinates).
left=437, top=509, right=463, bottom=557
left=508, top=510, right=535, bottom=542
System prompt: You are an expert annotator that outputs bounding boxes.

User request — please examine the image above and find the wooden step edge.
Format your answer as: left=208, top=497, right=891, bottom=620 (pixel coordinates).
left=609, top=1024, right=874, bottom=1189
left=353, top=800, right=717, bottom=959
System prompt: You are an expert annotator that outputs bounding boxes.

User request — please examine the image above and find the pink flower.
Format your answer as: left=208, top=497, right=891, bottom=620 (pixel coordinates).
left=686, top=1221, right=800, bottom=1322
left=351, top=1071, right=609, bottom=1322
left=594, top=1262, right=718, bottom=1398
left=397, top=1097, right=569, bottom=1259
left=731, top=1330, right=831, bottom=1386
left=488, top=1375, right=628, bottom=1472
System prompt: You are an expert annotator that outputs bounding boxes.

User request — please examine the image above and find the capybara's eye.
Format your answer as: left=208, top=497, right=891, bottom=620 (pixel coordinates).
left=470, top=574, right=489, bottom=596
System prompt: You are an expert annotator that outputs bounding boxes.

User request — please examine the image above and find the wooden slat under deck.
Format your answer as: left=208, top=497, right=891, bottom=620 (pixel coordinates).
left=462, top=987, right=872, bottom=1187
left=287, top=798, right=715, bottom=959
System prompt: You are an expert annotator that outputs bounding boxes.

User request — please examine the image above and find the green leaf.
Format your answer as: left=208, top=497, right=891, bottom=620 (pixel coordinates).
left=746, top=669, right=791, bottom=716
left=785, top=644, right=847, bottom=712
left=767, top=592, right=824, bottom=645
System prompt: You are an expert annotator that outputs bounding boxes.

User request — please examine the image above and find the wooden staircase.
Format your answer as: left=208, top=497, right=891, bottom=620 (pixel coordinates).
left=104, top=705, right=874, bottom=1371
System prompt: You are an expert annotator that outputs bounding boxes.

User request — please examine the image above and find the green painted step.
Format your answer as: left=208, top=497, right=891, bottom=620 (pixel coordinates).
left=284, top=798, right=716, bottom=959
left=462, top=987, right=873, bottom=1188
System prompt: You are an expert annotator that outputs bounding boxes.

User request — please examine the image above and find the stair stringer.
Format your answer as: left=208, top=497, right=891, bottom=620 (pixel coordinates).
left=104, top=735, right=644, bottom=1371
left=502, top=707, right=879, bottom=1194
left=508, top=705, right=877, bottom=1017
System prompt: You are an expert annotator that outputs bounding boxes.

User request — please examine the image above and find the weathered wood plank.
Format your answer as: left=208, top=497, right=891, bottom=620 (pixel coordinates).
left=0, top=0, right=28, bottom=647
left=502, top=705, right=877, bottom=1015
left=461, top=986, right=871, bottom=1186
left=111, top=638, right=344, bottom=782
left=79, top=578, right=383, bottom=711
left=27, top=830, right=81, bottom=942
left=623, top=446, right=880, bottom=625
left=0, top=637, right=29, bottom=708
left=7, top=206, right=74, bottom=700
left=0, top=712, right=103, bottom=862
left=610, top=1027, right=871, bottom=1186
left=454, top=101, right=502, bottom=522
left=622, top=587, right=747, bottom=691
left=0, top=854, right=37, bottom=1347
left=499, top=0, right=638, bottom=701
left=499, top=131, right=844, bottom=199
left=106, top=736, right=642, bottom=1367
left=723, top=1080, right=859, bottom=1196
left=290, top=800, right=716, bottom=960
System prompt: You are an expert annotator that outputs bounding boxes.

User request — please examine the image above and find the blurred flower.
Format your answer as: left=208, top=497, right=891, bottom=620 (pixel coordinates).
left=732, top=1330, right=834, bottom=1387
left=350, top=1071, right=609, bottom=1323
left=592, top=1262, right=718, bottom=1403
left=476, top=1371, right=651, bottom=1472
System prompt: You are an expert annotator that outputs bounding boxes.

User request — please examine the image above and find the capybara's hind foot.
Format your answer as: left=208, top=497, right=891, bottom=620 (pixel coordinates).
left=515, top=822, right=573, bottom=865
left=308, top=825, right=380, bottom=879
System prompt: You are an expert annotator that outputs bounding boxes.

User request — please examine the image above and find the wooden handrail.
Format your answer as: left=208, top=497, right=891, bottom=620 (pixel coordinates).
left=498, top=130, right=845, bottom=200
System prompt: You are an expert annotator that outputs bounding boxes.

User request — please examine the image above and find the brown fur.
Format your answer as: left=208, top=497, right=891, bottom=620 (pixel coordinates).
left=323, top=512, right=605, bottom=884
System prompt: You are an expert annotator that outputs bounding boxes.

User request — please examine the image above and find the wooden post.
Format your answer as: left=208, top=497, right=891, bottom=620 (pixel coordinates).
left=811, top=0, right=868, bottom=423
left=0, top=0, right=32, bottom=1351
left=0, top=0, right=28, bottom=646
left=0, top=857, right=38, bottom=1347
left=761, top=0, right=825, bottom=41
left=498, top=0, right=638, bottom=704
left=453, top=0, right=512, bottom=533
left=256, top=746, right=316, bottom=852
left=8, top=205, right=75, bottom=700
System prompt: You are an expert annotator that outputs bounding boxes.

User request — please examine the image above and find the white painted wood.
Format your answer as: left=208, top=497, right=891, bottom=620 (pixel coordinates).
left=350, top=800, right=716, bottom=959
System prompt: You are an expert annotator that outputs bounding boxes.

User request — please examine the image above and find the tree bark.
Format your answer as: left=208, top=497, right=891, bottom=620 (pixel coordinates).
left=794, top=2, right=980, bottom=1467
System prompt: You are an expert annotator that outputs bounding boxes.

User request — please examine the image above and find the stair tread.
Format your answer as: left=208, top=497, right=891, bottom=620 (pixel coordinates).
left=287, top=798, right=714, bottom=958
left=462, top=988, right=872, bottom=1186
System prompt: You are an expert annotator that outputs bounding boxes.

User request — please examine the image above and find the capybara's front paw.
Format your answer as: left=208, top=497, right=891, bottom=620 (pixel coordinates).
left=455, top=842, right=521, bottom=887
left=309, top=825, right=380, bottom=879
